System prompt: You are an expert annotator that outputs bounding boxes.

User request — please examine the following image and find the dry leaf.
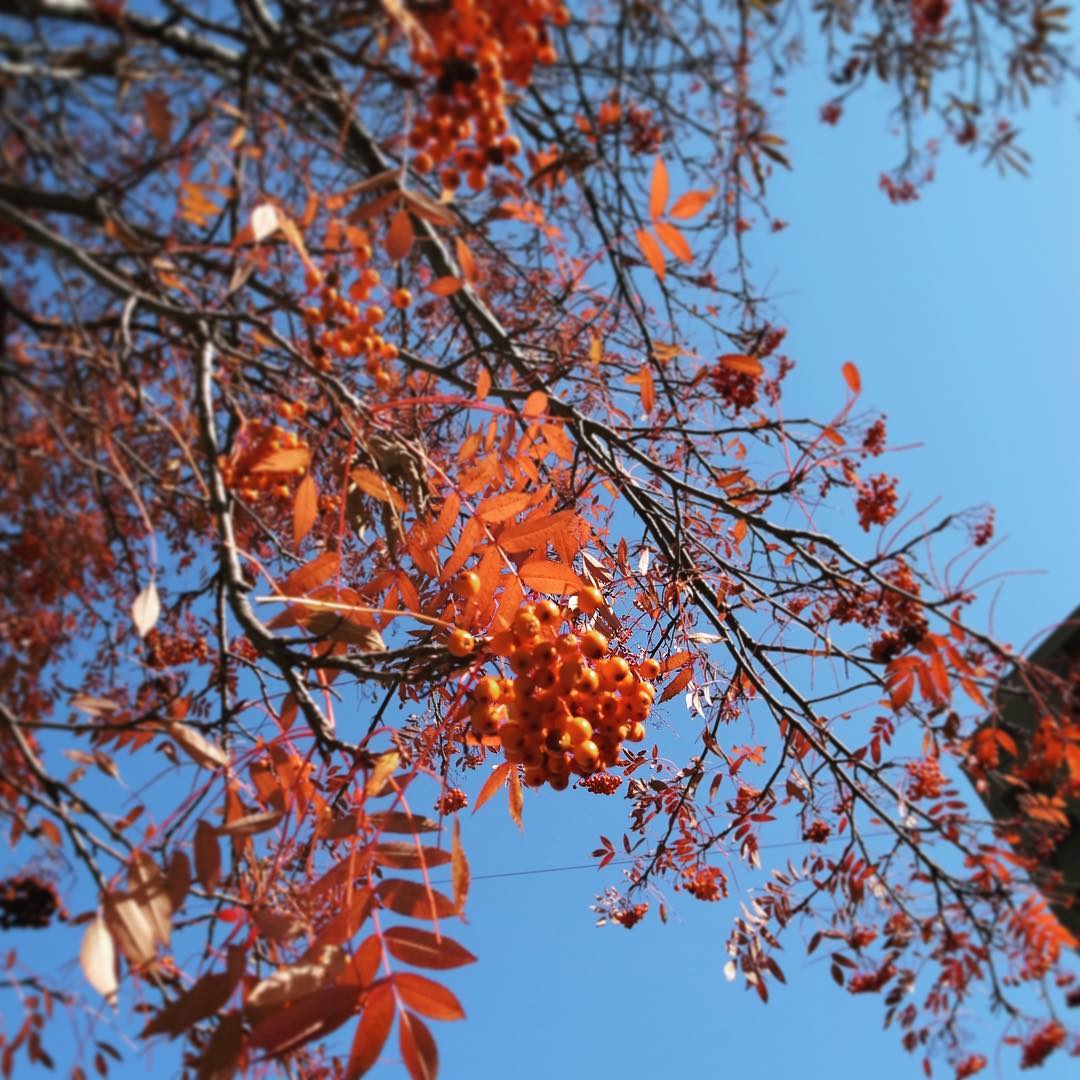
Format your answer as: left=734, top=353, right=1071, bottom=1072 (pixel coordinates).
left=80, top=916, right=118, bottom=1004
left=132, top=579, right=160, bottom=638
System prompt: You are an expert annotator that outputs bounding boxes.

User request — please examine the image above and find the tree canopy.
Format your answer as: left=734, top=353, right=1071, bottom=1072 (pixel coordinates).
left=0, top=0, right=1076, bottom=1076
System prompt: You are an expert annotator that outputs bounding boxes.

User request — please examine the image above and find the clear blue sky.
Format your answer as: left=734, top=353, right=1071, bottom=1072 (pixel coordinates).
left=394, top=53, right=1080, bottom=1080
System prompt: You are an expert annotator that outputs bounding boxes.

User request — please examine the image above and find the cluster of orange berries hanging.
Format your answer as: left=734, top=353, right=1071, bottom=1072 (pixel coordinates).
left=302, top=240, right=412, bottom=390
left=448, top=584, right=660, bottom=791
left=405, top=0, right=570, bottom=191
left=219, top=418, right=309, bottom=502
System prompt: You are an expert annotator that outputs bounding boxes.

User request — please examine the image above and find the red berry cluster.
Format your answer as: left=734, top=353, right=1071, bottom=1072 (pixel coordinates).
left=436, top=787, right=469, bottom=815
left=0, top=874, right=60, bottom=930
left=464, top=597, right=659, bottom=791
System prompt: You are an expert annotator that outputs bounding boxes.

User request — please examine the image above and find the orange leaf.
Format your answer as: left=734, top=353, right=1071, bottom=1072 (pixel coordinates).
left=507, top=765, right=523, bottom=830
left=455, top=236, right=478, bottom=283
left=522, top=390, right=548, bottom=417
left=384, top=927, right=476, bottom=970
left=427, top=275, right=462, bottom=297
left=649, top=156, right=669, bottom=219
left=399, top=1010, right=438, bottom=1080
left=346, top=983, right=394, bottom=1079
left=719, top=354, right=763, bottom=377
left=385, top=208, right=413, bottom=262
left=472, top=761, right=511, bottom=813
left=475, top=367, right=491, bottom=401
left=476, top=491, right=533, bottom=523
left=668, top=187, right=716, bottom=219
left=393, top=973, right=465, bottom=1021
left=626, top=365, right=655, bottom=415
left=251, top=447, right=311, bottom=474
left=636, top=228, right=666, bottom=281
left=351, top=467, right=406, bottom=512
left=293, top=474, right=318, bottom=547
left=842, top=361, right=862, bottom=394
left=517, top=558, right=584, bottom=594
left=451, top=816, right=469, bottom=915
left=280, top=552, right=340, bottom=596
left=654, top=220, right=693, bottom=263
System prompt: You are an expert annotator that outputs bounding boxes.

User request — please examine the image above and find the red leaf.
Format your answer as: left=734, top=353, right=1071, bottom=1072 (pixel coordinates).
left=842, top=361, right=862, bottom=394
left=659, top=665, right=693, bottom=702
left=649, top=157, right=669, bottom=219
left=376, top=880, right=457, bottom=920
left=373, top=843, right=452, bottom=870
left=393, top=973, right=465, bottom=1021
left=399, top=1010, right=438, bottom=1080
left=345, top=983, right=394, bottom=1079
left=636, top=228, right=666, bottom=281
left=385, top=208, right=414, bottom=262
left=194, top=820, right=221, bottom=890
left=383, top=927, right=476, bottom=970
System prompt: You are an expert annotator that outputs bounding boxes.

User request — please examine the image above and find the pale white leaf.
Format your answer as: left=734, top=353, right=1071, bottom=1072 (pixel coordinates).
left=687, top=632, right=724, bottom=645
left=132, top=580, right=160, bottom=638
left=251, top=203, right=279, bottom=243
left=637, top=548, right=651, bottom=575
left=81, top=916, right=119, bottom=1003
left=724, top=960, right=737, bottom=983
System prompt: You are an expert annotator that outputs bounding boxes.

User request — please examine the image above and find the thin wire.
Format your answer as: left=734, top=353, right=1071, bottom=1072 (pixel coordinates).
left=431, top=832, right=895, bottom=885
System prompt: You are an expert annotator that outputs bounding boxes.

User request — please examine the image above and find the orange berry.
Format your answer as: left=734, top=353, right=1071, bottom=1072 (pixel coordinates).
left=534, top=599, right=561, bottom=625
left=524, top=766, right=546, bottom=788
left=565, top=716, right=593, bottom=744
left=556, top=633, right=580, bottom=656
left=365, top=304, right=385, bottom=325
left=454, top=571, right=481, bottom=598
left=391, top=287, right=412, bottom=309
left=374, top=369, right=392, bottom=392
left=626, top=721, right=646, bottom=743
left=532, top=641, right=558, bottom=669
left=500, top=721, right=525, bottom=753
left=549, top=772, right=569, bottom=791
left=474, top=676, right=501, bottom=704
left=576, top=586, right=603, bottom=615
left=446, top=628, right=476, bottom=658
left=573, top=739, right=600, bottom=772
left=509, top=648, right=534, bottom=676
left=413, top=150, right=434, bottom=173
left=470, top=703, right=501, bottom=736
left=575, top=667, right=600, bottom=694
left=513, top=608, right=542, bottom=642
left=580, top=629, right=608, bottom=659
left=639, top=658, right=661, bottom=680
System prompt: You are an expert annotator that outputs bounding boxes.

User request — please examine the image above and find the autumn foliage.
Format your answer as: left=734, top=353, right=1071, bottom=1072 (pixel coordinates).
left=0, top=0, right=1077, bottom=1077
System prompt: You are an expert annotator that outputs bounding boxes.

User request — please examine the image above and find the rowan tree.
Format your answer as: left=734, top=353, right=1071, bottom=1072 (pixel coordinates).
left=0, top=0, right=1076, bottom=1077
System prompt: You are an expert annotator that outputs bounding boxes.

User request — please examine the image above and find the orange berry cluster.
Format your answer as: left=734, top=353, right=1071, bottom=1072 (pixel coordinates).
left=466, top=600, right=660, bottom=791
left=405, top=0, right=569, bottom=191
left=219, top=418, right=308, bottom=502
left=303, top=259, right=406, bottom=390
